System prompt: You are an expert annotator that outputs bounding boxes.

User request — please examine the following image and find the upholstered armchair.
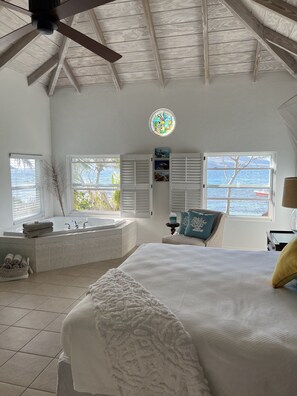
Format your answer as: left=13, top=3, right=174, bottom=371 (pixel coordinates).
left=162, top=209, right=226, bottom=248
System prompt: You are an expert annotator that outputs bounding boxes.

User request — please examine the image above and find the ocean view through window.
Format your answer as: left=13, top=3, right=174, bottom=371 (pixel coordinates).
left=70, top=156, right=120, bottom=213
left=204, top=152, right=276, bottom=218
left=10, top=154, right=44, bottom=223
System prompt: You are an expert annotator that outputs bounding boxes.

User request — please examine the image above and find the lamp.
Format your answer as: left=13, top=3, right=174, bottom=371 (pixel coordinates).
left=282, top=177, right=297, bottom=233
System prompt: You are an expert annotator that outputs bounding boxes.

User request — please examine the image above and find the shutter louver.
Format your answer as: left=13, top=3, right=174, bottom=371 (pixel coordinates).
left=120, top=155, right=153, bottom=218
left=170, top=153, right=202, bottom=212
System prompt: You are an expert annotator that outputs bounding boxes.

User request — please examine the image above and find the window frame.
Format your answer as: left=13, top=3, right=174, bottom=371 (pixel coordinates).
left=203, top=151, right=276, bottom=221
left=67, top=155, right=121, bottom=216
left=9, top=153, right=45, bottom=225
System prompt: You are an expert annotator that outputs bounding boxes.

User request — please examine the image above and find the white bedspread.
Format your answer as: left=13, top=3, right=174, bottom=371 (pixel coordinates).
left=89, top=268, right=211, bottom=396
left=61, top=244, right=297, bottom=396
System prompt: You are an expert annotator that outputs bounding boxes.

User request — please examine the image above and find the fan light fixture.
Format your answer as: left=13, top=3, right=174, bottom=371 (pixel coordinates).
left=0, top=0, right=122, bottom=63
left=149, top=108, right=176, bottom=137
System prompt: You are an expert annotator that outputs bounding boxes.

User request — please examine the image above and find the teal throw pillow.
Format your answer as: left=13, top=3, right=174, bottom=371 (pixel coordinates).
left=184, top=212, right=217, bottom=240
left=179, top=211, right=189, bottom=235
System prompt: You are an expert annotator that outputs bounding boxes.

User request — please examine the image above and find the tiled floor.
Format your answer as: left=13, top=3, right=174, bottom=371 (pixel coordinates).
left=0, top=255, right=129, bottom=396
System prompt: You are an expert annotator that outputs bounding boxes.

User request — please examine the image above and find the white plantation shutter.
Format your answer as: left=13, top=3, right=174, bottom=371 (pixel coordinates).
left=10, top=154, right=44, bottom=223
left=120, top=154, right=153, bottom=218
left=170, top=153, right=202, bottom=212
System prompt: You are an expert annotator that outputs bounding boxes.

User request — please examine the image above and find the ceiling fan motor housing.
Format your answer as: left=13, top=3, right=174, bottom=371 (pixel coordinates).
left=30, top=0, right=61, bottom=35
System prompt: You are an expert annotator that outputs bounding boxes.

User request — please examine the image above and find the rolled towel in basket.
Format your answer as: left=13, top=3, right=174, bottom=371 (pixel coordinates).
left=19, top=258, right=28, bottom=268
left=4, top=253, right=14, bottom=265
left=12, top=254, right=22, bottom=266
left=23, top=227, right=53, bottom=238
left=23, top=221, right=54, bottom=232
left=2, top=263, right=12, bottom=270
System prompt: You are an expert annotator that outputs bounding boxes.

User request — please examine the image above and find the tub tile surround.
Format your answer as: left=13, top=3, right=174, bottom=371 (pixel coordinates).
left=0, top=252, right=135, bottom=395
left=0, top=220, right=136, bottom=272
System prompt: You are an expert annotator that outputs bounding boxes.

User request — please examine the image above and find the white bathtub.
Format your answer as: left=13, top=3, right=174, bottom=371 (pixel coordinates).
left=0, top=217, right=136, bottom=272
left=3, top=216, right=125, bottom=237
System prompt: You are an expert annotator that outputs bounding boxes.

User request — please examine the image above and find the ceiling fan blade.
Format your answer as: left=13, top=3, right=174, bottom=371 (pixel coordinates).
left=0, top=0, right=32, bottom=16
left=51, top=0, right=115, bottom=21
left=56, top=21, right=122, bottom=63
left=0, top=24, right=35, bottom=47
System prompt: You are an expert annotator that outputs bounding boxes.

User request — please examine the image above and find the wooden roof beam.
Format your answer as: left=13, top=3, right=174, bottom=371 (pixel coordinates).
left=202, top=0, right=210, bottom=85
left=62, top=59, right=80, bottom=93
left=27, top=55, right=58, bottom=86
left=223, top=0, right=297, bottom=76
left=88, top=10, right=121, bottom=90
left=264, top=27, right=297, bottom=57
left=48, top=15, right=79, bottom=96
left=253, top=41, right=262, bottom=82
left=141, top=0, right=165, bottom=87
left=252, top=0, right=297, bottom=23
left=0, top=30, right=40, bottom=72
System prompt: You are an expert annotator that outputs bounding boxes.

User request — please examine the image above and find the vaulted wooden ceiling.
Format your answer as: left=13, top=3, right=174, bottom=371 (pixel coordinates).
left=0, top=0, right=297, bottom=95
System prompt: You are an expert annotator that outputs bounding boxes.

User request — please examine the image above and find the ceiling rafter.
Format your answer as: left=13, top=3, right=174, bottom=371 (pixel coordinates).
left=48, top=15, right=79, bottom=96
left=253, top=41, right=262, bottom=82
left=27, top=55, right=58, bottom=86
left=88, top=9, right=121, bottom=90
left=252, top=0, right=297, bottom=23
left=264, top=26, right=297, bottom=57
left=62, top=59, right=80, bottom=93
left=0, top=30, right=40, bottom=72
left=223, top=0, right=297, bottom=76
left=201, top=0, right=210, bottom=85
left=141, top=0, right=165, bottom=87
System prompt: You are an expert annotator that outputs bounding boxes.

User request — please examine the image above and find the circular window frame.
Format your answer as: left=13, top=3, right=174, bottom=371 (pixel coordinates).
left=149, top=108, right=176, bottom=137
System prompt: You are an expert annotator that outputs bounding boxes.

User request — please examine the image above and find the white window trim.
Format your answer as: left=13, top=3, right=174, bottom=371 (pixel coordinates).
left=10, top=153, right=45, bottom=225
left=203, top=151, right=276, bottom=221
left=66, top=154, right=121, bottom=216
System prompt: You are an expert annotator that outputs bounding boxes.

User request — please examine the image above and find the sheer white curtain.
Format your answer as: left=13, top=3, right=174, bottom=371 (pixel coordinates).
left=278, top=95, right=297, bottom=153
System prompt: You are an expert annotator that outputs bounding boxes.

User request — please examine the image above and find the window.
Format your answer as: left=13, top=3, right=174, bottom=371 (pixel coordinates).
left=204, top=153, right=276, bottom=218
left=10, top=155, right=44, bottom=223
left=70, top=156, right=120, bottom=212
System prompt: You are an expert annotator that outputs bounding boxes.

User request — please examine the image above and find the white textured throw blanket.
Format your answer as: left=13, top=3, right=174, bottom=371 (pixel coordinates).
left=89, top=268, right=211, bottom=396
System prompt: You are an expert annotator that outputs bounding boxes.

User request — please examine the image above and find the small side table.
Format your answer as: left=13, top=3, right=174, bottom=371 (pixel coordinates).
left=267, top=230, right=296, bottom=251
left=166, top=222, right=180, bottom=235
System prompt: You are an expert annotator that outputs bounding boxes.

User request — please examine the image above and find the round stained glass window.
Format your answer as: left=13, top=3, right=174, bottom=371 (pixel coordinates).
left=149, top=108, right=176, bottom=137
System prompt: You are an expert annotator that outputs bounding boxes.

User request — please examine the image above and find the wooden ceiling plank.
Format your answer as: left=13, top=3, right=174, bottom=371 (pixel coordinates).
left=48, top=15, right=78, bottom=97
left=0, top=30, right=40, bottom=72
left=223, top=0, right=297, bottom=76
left=141, top=0, right=165, bottom=87
left=202, top=0, right=210, bottom=84
left=62, top=60, right=80, bottom=93
left=27, top=55, right=58, bottom=86
left=253, top=41, right=262, bottom=82
left=88, top=10, right=121, bottom=90
left=252, top=0, right=297, bottom=23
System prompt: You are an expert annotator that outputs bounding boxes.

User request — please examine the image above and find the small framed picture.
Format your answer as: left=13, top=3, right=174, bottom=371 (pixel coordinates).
left=154, top=159, right=169, bottom=171
left=154, top=170, right=169, bottom=182
left=154, top=147, right=171, bottom=159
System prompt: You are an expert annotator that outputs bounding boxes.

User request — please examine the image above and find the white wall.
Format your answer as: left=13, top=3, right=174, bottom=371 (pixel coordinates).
left=0, top=69, right=52, bottom=232
left=50, top=72, right=297, bottom=249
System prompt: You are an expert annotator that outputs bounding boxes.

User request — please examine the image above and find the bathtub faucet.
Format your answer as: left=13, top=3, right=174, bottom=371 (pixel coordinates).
left=83, top=221, right=88, bottom=229
left=65, top=223, right=71, bottom=230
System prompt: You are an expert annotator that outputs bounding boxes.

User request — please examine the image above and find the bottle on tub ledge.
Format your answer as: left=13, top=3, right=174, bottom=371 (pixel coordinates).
left=169, top=212, right=177, bottom=224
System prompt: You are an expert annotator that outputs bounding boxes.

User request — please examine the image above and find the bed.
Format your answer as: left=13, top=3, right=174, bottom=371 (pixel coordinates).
left=57, top=243, right=297, bottom=396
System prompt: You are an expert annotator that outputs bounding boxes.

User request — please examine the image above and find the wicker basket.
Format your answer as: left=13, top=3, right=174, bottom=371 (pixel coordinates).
left=0, top=258, right=29, bottom=282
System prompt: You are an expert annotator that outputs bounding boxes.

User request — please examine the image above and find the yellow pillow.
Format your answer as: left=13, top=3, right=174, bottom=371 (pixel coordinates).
left=272, top=236, right=297, bottom=288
